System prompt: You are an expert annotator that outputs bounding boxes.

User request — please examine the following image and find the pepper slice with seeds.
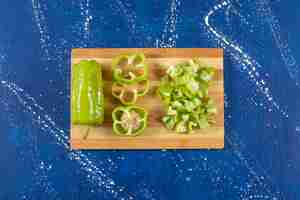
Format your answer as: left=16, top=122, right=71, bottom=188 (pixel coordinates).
left=112, top=79, right=149, bottom=105
left=112, top=106, right=147, bottom=136
left=112, top=53, right=148, bottom=84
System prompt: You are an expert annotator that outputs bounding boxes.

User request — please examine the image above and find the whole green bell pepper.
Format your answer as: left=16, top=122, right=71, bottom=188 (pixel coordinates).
left=112, top=53, right=148, bottom=84
left=71, top=60, right=104, bottom=125
left=112, top=105, right=148, bottom=136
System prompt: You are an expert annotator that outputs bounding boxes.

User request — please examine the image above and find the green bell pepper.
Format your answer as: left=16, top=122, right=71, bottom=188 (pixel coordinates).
left=112, top=79, right=149, bottom=105
left=112, top=53, right=148, bottom=84
left=71, top=60, right=104, bottom=125
left=112, top=105, right=148, bottom=136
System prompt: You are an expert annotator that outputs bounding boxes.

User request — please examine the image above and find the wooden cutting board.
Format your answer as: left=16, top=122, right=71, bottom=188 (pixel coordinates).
left=70, top=48, right=224, bottom=149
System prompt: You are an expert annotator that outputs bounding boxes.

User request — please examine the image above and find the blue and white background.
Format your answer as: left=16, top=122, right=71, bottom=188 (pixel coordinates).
left=0, top=0, right=300, bottom=199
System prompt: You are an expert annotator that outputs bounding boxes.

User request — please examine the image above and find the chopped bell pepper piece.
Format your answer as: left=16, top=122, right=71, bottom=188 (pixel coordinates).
left=112, top=53, right=148, bottom=84
left=112, top=106, right=147, bottom=136
left=71, top=60, right=104, bottom=125
left=112, top=80, right=149, bottom=105
left=158, top=58, right=217, bottom=133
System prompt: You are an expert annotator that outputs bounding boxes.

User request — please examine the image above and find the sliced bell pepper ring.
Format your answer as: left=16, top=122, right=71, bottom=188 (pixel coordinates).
left=71, top=60, right=104, bottom=125
left=112, top=53, right=148, bottom=84
left=112, top=79, right=149, bottom=105
left=112, top=106, right=148, bottom=136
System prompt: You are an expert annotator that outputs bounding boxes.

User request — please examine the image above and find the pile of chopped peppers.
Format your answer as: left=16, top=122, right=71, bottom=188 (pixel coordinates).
left=158, top=58, right=217, bottom=133
left=112, top=53, right=149, bottom=136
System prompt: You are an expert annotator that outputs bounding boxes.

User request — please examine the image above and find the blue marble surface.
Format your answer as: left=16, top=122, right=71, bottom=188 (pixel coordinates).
left=0, top=0, right=299, bottom=199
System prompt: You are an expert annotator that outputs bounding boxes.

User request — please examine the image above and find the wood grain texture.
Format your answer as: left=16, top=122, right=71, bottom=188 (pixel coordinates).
left=72, top=48, right=223, bottom=58
left=70, top=48, right=224, bottom=150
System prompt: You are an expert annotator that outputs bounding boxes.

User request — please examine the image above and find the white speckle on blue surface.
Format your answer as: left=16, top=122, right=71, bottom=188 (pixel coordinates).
left=185, top=177, right=191, bottom=182
left=257, top=0, right=300, bottom=87
left=31, top=0, right=50, bottom=59
left=157, top=0, right=181, bottom=47
left=204, top=0, right=289, bottom=119
left=80, top=0, right=92, bottom=44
